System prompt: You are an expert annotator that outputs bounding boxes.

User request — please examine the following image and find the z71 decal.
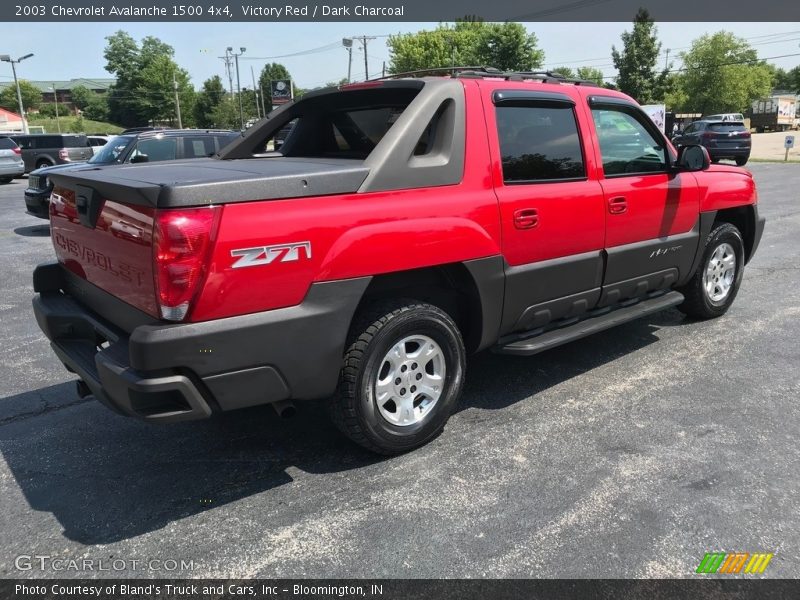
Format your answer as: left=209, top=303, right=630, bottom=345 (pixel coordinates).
left=230, top=242, right=312, bottom=268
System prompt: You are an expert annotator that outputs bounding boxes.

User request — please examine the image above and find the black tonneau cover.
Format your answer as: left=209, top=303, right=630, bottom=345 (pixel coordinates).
left=47, top=157, right=370, bottom=208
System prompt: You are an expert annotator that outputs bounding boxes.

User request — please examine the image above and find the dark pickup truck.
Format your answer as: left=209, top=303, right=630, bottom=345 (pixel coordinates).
left=32, top=70, right=764, bottom=454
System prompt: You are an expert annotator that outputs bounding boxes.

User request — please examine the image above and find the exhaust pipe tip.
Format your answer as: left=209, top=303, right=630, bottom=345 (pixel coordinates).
left=271, top=399, right=297, bottom=419
left=75, top=380, right=92, bottom=399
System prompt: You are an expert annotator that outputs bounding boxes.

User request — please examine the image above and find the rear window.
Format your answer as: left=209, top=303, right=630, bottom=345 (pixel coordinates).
left=0, top=137, right=18, bottom=150
left=62, top=136, right=89, bottom=148
left=708, top=123, right=747, bottom=132
left=257, top=86, right=421, bottom=160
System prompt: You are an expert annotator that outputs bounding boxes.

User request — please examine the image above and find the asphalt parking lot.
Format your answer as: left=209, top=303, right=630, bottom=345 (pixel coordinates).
left=0, top=164, right=798, bottom=579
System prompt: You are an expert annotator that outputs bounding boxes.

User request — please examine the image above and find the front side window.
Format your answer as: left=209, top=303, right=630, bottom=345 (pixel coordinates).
left=131, top=137, right=177, bottom=162
left=591, top=107, right=667, bottom=176
left=496, top=104, right=585, bottom=183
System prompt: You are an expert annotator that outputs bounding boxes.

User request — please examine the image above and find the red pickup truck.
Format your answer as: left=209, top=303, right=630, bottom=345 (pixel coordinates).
left=33, top=70, right=765, bottom=454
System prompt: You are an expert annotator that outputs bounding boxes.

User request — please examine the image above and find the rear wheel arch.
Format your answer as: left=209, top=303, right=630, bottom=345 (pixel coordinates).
left=354, top=258, right=504, bottom=354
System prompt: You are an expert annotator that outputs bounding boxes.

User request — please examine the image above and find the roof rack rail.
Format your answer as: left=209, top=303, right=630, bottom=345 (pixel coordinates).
left=369, top=66, right=602, bottom=87
left=370, top=66, right=501, bottom=81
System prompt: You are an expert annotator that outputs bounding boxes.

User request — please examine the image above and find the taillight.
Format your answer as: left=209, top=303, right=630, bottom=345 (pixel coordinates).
left=153, top=206, right=221, bottom=321
left=58, top=148, right=70, bottom=161
left=12, top=147, right=21, bottom=155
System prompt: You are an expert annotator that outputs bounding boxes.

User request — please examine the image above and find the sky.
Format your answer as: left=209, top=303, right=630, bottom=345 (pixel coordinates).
left=1, top=22, right=799, bottom=90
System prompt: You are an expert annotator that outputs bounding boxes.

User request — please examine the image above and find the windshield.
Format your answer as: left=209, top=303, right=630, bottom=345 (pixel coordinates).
left=88, top=136, right=133, bottom=164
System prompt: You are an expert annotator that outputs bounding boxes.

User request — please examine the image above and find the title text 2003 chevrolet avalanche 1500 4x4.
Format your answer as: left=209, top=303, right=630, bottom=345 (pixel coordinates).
left=32, top=69, right=765, bottom=454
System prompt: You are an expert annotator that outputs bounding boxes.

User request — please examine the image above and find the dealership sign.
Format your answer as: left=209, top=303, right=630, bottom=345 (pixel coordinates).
left=270, top=80, right=293, bottom=107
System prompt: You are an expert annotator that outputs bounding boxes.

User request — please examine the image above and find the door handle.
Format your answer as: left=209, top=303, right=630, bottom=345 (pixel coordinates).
left=513, top=208, right=539, bottom=229
left=608, top=196, right=627, bottom=215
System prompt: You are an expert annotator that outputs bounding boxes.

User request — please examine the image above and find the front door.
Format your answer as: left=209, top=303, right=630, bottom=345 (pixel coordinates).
left=589, top=101, right=700, bottom=306
left=486, top=88, right=606, bottom=336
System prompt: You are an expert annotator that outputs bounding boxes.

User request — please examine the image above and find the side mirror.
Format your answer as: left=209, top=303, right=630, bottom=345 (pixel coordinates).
left=130, top=153, right=149, bottom=164
left=676, top=144, right=709, bottom=172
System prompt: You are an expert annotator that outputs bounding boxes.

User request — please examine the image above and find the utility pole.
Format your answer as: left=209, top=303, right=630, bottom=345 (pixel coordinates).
left=0, top=53, right=34, bottom=134
left=231, top=47, right=246, bottom=129
left=50, top=84, right=61, bottom=133
left=250, top=65, right=261, bottom=119
left=260, top=81, right=267, bottom=115
left=665, top=48, right=670, bottom=71
left=342, top=38, right=353, bottom=83
left=173, top=72, right=183, bottom=129
left=357, top=36, right=376, bottom=80
left=220, top=48, right=235, bottom=99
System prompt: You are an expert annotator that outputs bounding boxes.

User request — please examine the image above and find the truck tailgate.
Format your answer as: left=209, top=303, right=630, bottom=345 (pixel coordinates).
left=46, top=156, right=370, bottom=318
left=50, top=185, right=159, bottom=316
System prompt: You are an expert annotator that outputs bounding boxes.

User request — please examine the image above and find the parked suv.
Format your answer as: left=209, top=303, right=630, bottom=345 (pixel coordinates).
left=32, top=71, right=765, bottom=454
left=24, top=129, right=239, bottom=218
left=6, top=133, right=92, bottom=172
left=672, top=120, right=751, bottom=166
left=0, top=136, right=25, bottom=183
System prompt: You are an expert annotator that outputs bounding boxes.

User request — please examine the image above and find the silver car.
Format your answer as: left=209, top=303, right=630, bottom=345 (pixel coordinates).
left=0, top=137, right=25, bottom=183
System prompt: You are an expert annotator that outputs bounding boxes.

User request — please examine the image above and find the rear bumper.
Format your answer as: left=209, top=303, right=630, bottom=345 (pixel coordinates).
left=708, top=147, right=750, bottom=159
left=32, top=262, right=370, bottom=422
left=24, top=188, right=51, bottom=219
left=0, top=162, right=25, bottom=177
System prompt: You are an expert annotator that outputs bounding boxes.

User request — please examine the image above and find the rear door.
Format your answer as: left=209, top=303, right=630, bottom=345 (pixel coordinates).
left=12, top=136, right=34, bottom=171
left=587, top=97, right=700, bottom=305
left=63, top=135, right=92, bottom=162
left=486, top=87, right=606, bottom=336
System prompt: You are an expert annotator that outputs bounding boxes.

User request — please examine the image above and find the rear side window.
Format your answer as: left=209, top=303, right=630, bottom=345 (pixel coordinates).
left=62, top=136, right=88, bottom=148
left=708, top=123, right=747, bottom=132
left=183, top=136, right=216, bottom=158
left=496, top=105, right=585, bottom=183
left=0, top=138, right=18, bottom=150
left=34, top=136, right=59, bottom=149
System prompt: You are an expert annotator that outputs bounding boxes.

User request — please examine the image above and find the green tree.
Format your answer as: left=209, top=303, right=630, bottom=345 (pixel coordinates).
left=104, top=31, right=140, bottom=125
left=211, top=99, right=239, bottom=129
left=611, top=9, right=666, bottom=103
left=772, top=65, right=800, bottom=93
left=69, top=85, right=95, bottom=110
left=678, top=31, right=773, bottom=114
left=194, top=75, right=227, bottom=128
left=103, top=31, right=195, bottom=127
left=0, top=79, right=42, bottom=113
left=553, top=67, right=576, bottom=78
left=475, top=23, right=545, bottom=71
left=388, top=22, right=544, bottom=74
left=83, top=95, right=109, bottom=121
left=577, top=67, right=605, bottom=85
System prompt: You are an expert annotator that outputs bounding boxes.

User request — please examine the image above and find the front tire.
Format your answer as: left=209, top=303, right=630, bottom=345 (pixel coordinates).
left=0, top=177, right=12, bottom=184
left=735, top=156, right=749, bottom=166
left=678, top=223, right=745, bottom=319
left=329, top=300, right=466, bottom=454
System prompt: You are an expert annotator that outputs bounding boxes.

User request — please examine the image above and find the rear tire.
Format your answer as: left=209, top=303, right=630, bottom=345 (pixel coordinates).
left=328, top=300, right=466, bottom=455
left=0, top=177, right=12, bottom=184
left=677, top=223, right=744, bottom=319
left=35, top=160, right=51, bottom=170
left=735, top=156, right=749, bottom=166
